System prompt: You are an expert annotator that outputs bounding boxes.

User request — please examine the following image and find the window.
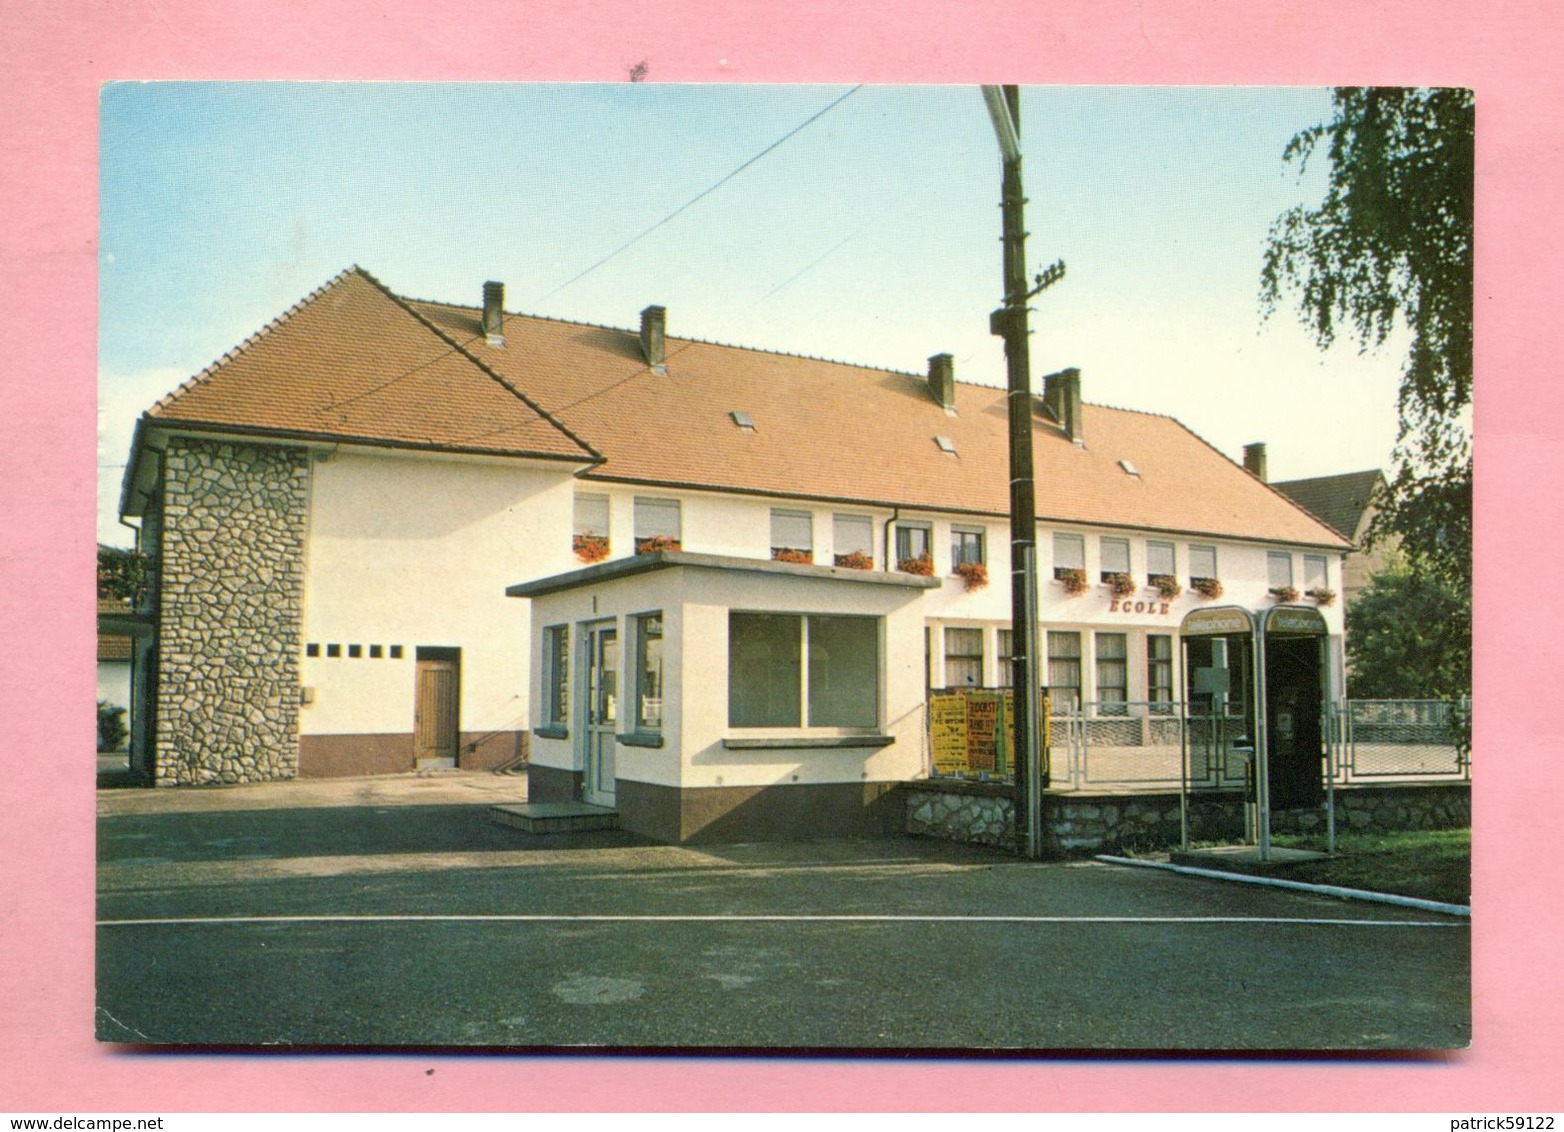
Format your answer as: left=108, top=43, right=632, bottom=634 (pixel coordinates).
left=634, top=497, right=681, bottom=553
left=951, top=525, right=985, bottom=567
left=1147, top=540, right=1176, bottom=580
left=326, top=643, right=341, bottom=658
left=306, top=643, right=319, bottom=657
left=1304, top=554, right=1329, bottom=592
left=348, top=644, right=362, bottom=658
left=1095, top=632, right=1128, bottom=715
left=1100, top=537, right=1131, bottom=582
left=634, top=613, right=663, bottom=731
left=542, top=625, right=569, bottom=729
left=1268, top=551, right=1295, bottom=589
left=833, top=513, right=874, bottom=568
left=729, top=612, right=878, bottom=729
left=574, top=493, right=610, bottom=561
left=944, top=627, right=984, bottom=688
left=1148, top=634, right=1174, bottom=713
left=1189, top=544, right=1218, bottom=582
left=895, top=522, right=932, bottom=571
left=389, top=645, right=404, bottom=659
left=770, top=509, right=813, bottom=564
left=1052, top=532, right=1085, bottom=580
left=1047, top=631, right=1081, bottom=713
left=997, top=629, right=1014, bottom=685
left=370, top=644, right=383, bottom=659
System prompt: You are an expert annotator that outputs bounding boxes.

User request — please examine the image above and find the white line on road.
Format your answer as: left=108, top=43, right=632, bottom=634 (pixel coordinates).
left=97, top=913, right=1466, bottom=928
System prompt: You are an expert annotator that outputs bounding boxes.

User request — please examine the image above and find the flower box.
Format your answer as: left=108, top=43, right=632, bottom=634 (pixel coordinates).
left=953, top=561, right=989, bottom=592
left=1104, top=572, right=1137, bottom=599
left=1056, top=567, right=1089, bottom=597
left=1307, top=587, right=1336, bottom=607
left=771, top=547, right=813, bottom=565
left=1149, top=573, right=1182, bottom=600
left=1190, top=576, right=1224, bottom=600
left=1269, top=585, right=1300, bottom=603
left=635, top=535, right=682, bottom=555
left=898, top=552, right=934, bottom=577
left=834, top=550, right=874, bottom=570
left=573, top=534, right=610, bottom=564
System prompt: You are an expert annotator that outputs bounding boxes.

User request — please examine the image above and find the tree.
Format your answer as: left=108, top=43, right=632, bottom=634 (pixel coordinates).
left=1345, top=566, right=1470, bottom=701
left=1262, top=88, right=1474, bottom=592
left=97, top=544, right=151, bottom=604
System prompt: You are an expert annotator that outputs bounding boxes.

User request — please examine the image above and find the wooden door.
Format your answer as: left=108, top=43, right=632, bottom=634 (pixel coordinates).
left=414, top=655, right=459, bottom=766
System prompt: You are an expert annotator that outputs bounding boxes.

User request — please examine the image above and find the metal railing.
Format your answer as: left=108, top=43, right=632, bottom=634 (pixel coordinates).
left=1327, top=699, right=1471, bottom=782
left=928, top=695, right=1471, bottom=792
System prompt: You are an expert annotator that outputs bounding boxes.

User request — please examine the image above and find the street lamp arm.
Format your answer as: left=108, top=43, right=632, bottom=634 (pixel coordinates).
left=980, top=85, right=1022, bottom=163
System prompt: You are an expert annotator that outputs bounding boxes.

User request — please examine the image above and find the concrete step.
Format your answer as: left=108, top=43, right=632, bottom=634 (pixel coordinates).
left=490, top=801, right=619, bottom=834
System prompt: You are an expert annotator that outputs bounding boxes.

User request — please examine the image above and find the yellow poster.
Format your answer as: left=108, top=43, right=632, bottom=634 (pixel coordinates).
left=930, top=694, right=969, bottom=774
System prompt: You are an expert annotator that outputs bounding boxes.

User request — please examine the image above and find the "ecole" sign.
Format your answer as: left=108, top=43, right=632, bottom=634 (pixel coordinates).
left=1107, top=597, right=1173, bottom=616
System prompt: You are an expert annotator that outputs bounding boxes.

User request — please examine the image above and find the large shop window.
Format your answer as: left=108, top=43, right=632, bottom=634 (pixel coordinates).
left=634, top=612, right=663, bottom=731
left=634, top=497, right=682, bottom=553
left=943, top=627, right=984, bottom=689
left=1095, top=632, right=1128, bottom=715
left=1047, top=630, right=1082, bottom=713
left=729, top=612, right=878, bottom=729
left=541, top=625, right=569, bottom=729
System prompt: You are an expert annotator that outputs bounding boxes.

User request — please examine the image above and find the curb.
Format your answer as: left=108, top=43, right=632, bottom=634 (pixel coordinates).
left=1095, top=854, right=1471, bottom=919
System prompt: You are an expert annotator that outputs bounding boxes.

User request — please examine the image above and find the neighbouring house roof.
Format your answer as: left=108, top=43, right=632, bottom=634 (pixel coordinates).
left=97, top=598, right=133, bottom=661
left=1273, top=470, right=1386, bottom=542
left=127, top=267, right=1349, bottom=549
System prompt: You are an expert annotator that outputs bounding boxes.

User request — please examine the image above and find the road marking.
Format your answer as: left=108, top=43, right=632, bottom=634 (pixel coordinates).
left=97, top=913, right=1466, bottom=928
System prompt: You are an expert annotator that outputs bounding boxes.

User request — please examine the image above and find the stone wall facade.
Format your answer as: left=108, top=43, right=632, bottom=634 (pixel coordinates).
left=903, top=779, right=1469, bottom=856
left=153, top=438, right=309, bottom=785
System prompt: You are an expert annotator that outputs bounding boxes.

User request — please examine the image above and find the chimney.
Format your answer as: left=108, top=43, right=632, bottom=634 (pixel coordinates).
left=481, top=281, right=505, bottom=346
left=1043, top=367, right=1083, bottom=446
left=640, top=305, right=666, bottom=367
left=1243, top=442, right=1268, bottom=482
left=927, top=353, right=955, bottom=410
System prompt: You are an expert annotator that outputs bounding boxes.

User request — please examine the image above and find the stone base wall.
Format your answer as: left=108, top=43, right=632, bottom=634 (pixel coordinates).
left=903, top=780, right=1470, bottom=856
left=153, top=438, right=309, bottom=786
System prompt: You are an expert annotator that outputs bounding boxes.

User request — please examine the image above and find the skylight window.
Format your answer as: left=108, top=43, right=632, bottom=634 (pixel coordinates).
left=934, top=436, right=957, bottom=455
left=1119, top=459, right=1140, bottom=477
left=730, top=410, right=756, bottom=431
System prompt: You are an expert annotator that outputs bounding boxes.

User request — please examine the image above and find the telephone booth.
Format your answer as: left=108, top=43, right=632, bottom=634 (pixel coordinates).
left=1179, top=604, right=1333, bottom=858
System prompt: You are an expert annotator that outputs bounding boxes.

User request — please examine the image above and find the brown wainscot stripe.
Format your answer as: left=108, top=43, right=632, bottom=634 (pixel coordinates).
left=615, top=779, right=903, bottom=845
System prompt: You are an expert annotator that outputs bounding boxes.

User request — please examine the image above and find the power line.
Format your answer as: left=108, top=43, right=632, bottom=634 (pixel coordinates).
left=538, top=85, right=864, bottom=302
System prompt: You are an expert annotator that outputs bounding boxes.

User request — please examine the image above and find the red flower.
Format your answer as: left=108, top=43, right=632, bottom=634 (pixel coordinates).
left=953, top=561, right=989, bottom=592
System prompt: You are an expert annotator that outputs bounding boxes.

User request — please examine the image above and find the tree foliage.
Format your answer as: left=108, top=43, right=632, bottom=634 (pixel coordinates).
left=1345, top=566, right=1470, bottom=701
left=97, top=544, right=151, bottom=603
left=1262, top=87, right=1474, bottom=590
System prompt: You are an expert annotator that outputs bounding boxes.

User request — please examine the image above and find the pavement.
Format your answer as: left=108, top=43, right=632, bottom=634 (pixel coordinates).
left=96, top=771, right=1470, bottom=1051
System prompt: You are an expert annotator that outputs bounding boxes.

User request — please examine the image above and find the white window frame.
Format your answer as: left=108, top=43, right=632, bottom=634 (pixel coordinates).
left=632, top=611, right=664, bottom=733
left=943, top=626, right=985, bottom=689
left=541, top=624, right=570, bottom=731
left=1052, top=532, right=1085, bottom=580
left=1303, top=554, right=1329, bottom=592
left=1146, top=540, right=1176, bottom=579
left=728, top=612, right=880, bottom=730
left=1189, top=544, right=1218, bottom=581
left=634, top=496, right=682, bottom=551
left=1268, top=551, right=1295, bottom=589
left=770, top=508, right=814, bottom=561
left=832, top=513, right=874, bottom=564
left=1100, top=536, right=1131, bottom=581
left=950, top=525, right=986, bottom=567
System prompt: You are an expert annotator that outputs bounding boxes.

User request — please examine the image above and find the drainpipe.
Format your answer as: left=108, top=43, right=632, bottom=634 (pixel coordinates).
left=882, top=508, right=900, bottom=572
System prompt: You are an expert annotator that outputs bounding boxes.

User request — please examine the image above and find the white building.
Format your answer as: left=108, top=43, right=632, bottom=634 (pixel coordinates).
left=119, top=267, right=1350, bottom=839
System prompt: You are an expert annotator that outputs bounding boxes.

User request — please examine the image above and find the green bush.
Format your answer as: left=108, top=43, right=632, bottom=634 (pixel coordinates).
left=97, top=701, right=128, bottom=752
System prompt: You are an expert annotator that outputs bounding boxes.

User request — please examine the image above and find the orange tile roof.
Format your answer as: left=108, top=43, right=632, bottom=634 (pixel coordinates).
left=411, top=298, right=1349, bottom=549
left=134, top=267, right=1347, bottom=549
left=144, top=268, right=597, bottom=464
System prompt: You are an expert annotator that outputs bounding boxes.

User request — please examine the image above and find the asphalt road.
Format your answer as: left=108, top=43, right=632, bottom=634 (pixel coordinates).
left=96, top=779, right=1470, bottom=1051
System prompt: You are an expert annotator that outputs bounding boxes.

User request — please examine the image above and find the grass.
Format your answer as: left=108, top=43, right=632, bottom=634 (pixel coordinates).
left=1211, top=829, right=1471, bottom=906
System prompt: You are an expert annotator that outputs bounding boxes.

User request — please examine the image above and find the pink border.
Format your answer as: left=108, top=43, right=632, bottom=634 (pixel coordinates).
left=4, top=0, right=1560, bottom=1113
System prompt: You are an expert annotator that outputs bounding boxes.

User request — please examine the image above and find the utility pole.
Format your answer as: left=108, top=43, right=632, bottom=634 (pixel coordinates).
left=982, top=85, right=1063, bottom=859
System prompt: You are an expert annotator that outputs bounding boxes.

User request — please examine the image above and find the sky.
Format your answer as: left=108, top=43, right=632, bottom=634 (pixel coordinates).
left=97, top=82, right=1409, bottom=547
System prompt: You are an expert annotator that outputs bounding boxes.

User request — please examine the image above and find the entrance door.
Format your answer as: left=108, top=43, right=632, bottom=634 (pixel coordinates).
left=582, top=625, right=619, bottom=806
left=414, top=648, right=460, bottom=768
